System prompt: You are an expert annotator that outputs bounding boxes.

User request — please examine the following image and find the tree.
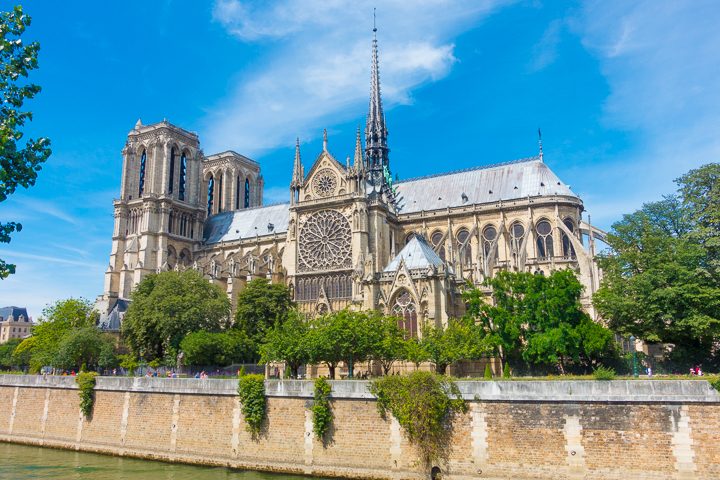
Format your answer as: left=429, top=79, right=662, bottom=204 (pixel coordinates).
left=0, top=338, right=22, bottom=369
left=260, top=310, right=310, bottom=378
left=52, top=326, right=117, bottom=371
left=234, top=278, right=294, bottom=340
left=469, top=270, right=617, bottom=374
left=420, top=318, right=485, bottom=375
left=0, top=6, right=52, bottom=278
left=122, top=270, right=231, bottom=363
left=367, top=312, right=407, bottom=375
left=594, top=167, right=720, bottom=369
left=404, top=338, right=429, bottom=370
left=180, top=330, right=254, bottom=367
left=307, top=310, right=375, bottom=379
left=15, top=298, right=96, bottom=372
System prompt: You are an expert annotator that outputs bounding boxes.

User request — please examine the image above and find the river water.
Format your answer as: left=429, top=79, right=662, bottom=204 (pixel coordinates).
left=0, top=443, right=327, bottom=480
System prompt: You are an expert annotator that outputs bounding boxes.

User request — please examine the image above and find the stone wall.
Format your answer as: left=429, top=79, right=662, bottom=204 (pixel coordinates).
left=0, top=376, right=718, bottom=479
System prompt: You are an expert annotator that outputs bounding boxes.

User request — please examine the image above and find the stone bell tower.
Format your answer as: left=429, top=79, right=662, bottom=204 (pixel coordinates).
left=99, top=120, right=205, bottom=312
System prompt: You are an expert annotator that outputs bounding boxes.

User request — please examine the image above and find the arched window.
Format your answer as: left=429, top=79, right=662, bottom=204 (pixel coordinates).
left=510, top=222, right=525, bottom=253
left=431, top=231, right=445, bottom=261
left=168, top=148, right=176, bottom=194
left=179, top=153, right=187, bottom=201
left=138, top=150, right=147, bottom=196
left=405, top=232, right=416, bottom=244
left=561, top=219, right=576, bottom=258
left=207, top=175, right=215, bottom=216
left=217, top=173, right=223, bottom=213
left=536, top=220, right=554, bottom=259
left=392, top=291, right=418, bottom=339
left=456, top=228, right=471, bottom=267
left=482, top=225, right=497, bottom=257
left=244, top=178, right=250, bottom=208
left=235, top=175, right=241, bottom=210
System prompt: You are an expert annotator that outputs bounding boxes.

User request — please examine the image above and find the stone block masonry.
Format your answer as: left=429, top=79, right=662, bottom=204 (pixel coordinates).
left=0, top=376, right=719, bottom=480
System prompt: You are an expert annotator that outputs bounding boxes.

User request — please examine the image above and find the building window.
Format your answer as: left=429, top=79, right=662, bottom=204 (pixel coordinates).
left=482, top=225, right=497, bottom=257
left=179, top=153, right=187, bottom=201
left=561, top=218, right=577, bottom=259
left=235, top=175, right=241, bottom=210
left=392, top=291, right=418, bottom=338
left=456, top=228, right=471, bottom=267
left=431, top=231, right=445, bottom=261
left=138, top=150, right=147, bottom=196
left=207, top=176, right=215, bottom=215
left=536, top=220, right=554, bottom=259
left=217, top=173, right=223, bottom=213
left=244, top=178, right=250, bottom=208
left=168, top=148, right=176, bottom=194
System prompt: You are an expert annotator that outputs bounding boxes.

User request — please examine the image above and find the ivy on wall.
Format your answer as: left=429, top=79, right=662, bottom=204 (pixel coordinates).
left=311, top=377, right=333, bottom=440
left=75, top=371, right=98, bottom=419
left=238, top=374, right=266, bottom=436
left=370, top=371, right=467, bottom=466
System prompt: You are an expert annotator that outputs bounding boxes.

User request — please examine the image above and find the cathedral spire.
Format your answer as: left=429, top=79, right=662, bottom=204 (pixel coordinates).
left=322, top=128, right=328, bottom=152
left=538, top=128, right=544, bottom=162
left=353, top=126, right=363, bottom=169
left=365, top=10, right=390, bottom=187
left=292, top=137, right=303, bottom=187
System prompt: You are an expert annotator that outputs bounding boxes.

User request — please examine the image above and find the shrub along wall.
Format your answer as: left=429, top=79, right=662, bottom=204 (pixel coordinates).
left=0, top=376, right=719, bottom=480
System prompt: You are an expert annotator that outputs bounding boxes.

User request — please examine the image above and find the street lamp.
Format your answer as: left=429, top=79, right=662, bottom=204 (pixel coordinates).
left=629, top=335, right=638, bottom=378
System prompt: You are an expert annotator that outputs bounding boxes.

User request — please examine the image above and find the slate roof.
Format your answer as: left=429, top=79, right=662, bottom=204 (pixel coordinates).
left=394, top=157, right=577, bottom=214
left=203, top=203, right=290, bottom=244
left=98, top=299, right=129, bottom=332
left=0, top=306, right=29, bottom=322
left=384, top=235, right=446, bottom=272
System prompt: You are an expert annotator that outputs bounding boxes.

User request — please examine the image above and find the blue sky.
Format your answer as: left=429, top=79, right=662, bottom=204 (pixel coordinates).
left=2, top=0, right=719, bottom=318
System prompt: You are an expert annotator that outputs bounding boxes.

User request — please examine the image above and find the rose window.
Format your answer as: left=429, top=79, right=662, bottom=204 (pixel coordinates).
left=299, top=210, right=352, bottom=272
left=312, top=169, right=338, bottom=197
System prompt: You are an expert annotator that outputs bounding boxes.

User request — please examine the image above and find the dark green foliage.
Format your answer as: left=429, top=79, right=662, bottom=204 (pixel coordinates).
left=709, top=377, right=720, bottom=393
left=122, top=270, right=231, bottom=362
left=76, top=371, right=97, bottom=418
left=237, top=374, right=266, bottom=436
left=594, top=164, right=720, bottom=369
left=502, top=363, right=511, bottom=378
left=311, top=377, right=333, bottom=440
left=593, top=366, right=616, bottom=380
left=0, top=338, right=22, bottom=369
left=466, top=270, right=619, bottom=374
left=234, top=279, right=294, bottom=341
left=14, top=298, right=97, bottom=372
left=368, top=312, right=407, bottom=375
left=420, top=317, right=490, bottom=375
left=180, top=330, right=254, bottom=366
left=260, top=310, right=309, bottom=378
left=370, top=371, right=467, bottom=466
left=484, top=364, right=492, bottom=380
left=52, top=326, right=116, bottom=371
left=0, top=6, right=52, bottom=278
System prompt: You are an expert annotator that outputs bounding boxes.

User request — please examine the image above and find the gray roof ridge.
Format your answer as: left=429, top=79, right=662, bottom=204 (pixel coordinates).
left=204, top=150, right=260, bottom=166
left=207, top=202, right=290, bottom=218
left=396, top=155, right=541, bottom=184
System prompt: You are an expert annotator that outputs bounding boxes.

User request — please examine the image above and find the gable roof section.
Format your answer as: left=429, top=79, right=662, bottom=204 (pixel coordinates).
left=384, top=235, right=445, bottom=272
left=203, top=203, right=290, bottom=244
left=0, top=306, right=29, bottom=322
left=394, top=157, right=577, bottom=214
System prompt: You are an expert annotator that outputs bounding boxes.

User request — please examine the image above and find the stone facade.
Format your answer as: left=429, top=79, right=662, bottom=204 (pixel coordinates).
left=97, top=30, right=606, bottom=328
left=1, top=376, right=719, bottom=479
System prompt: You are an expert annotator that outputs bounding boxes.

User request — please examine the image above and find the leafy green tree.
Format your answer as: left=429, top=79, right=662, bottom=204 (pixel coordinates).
left=122, top=270, right=231, bottom=362
left=420, top=318, right=487, bottom=374
left=180, top=330, right=254, bottom=366
left=594, top=169, right=720, bottom=368
left=307, top=310, right=375, bottom=379
left=367, top=312, right=407, bottom=375
left=404, top=338, right=429, bottom=370
left=260, top=310, right=310, bottom=378
left=52, top=326, right=116, bottom=371
left=0, top=6, right=52, bottom=278
left=15, top=298, right=96, bottom=372
left=234, top=278, right=294, bottom=340
left=470, top=270, right=617, bottom=374
left=0, top=338, right=22, bottom=369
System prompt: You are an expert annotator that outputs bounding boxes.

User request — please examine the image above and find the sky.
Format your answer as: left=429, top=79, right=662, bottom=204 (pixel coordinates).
left=1, top=0, right=719, bottom=319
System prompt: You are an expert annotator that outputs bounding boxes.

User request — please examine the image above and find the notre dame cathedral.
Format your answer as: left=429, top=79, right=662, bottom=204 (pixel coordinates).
left=97, top=29, right=605, bottom=333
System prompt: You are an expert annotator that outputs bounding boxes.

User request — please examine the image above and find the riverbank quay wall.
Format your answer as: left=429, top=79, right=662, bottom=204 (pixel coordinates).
left=0, top=376, right=719, bottom=480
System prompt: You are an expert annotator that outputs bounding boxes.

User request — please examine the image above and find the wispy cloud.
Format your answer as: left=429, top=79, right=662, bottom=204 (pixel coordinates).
left=571, top=0, right=720, bottom=225
left=204, top=0, right=511, bottom=155
left=528, top=19, right=563, bottom=72
left=0, top=250, right=104, bottom=269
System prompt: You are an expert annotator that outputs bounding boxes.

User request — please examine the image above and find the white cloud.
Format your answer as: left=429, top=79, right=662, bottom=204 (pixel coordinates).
left=204, top=0, right=511, bottom=155
left=528, top=19, right=562, bottom=72
left=571, top=0, right=720, bottom=226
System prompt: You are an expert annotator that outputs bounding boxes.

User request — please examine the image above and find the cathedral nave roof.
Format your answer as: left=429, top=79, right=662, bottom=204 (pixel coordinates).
left=203, top=203, right=290, bottom=244
left=394, top=157, right=578, bottom=214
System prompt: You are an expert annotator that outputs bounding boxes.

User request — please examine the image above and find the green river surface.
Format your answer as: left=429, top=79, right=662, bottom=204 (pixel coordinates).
left=0, top=443, right=328, bottom=480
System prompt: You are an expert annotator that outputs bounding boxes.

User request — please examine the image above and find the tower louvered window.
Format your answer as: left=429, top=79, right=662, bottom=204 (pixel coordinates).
left=138, top=150, right=147, bottom=196
left=244, top=178, right=250, bottom=208
left=168, top=148, right=175, bottom=194
left=179, top=153, right=187, bottom=201
left=207, top=176, right=214, bottom=216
